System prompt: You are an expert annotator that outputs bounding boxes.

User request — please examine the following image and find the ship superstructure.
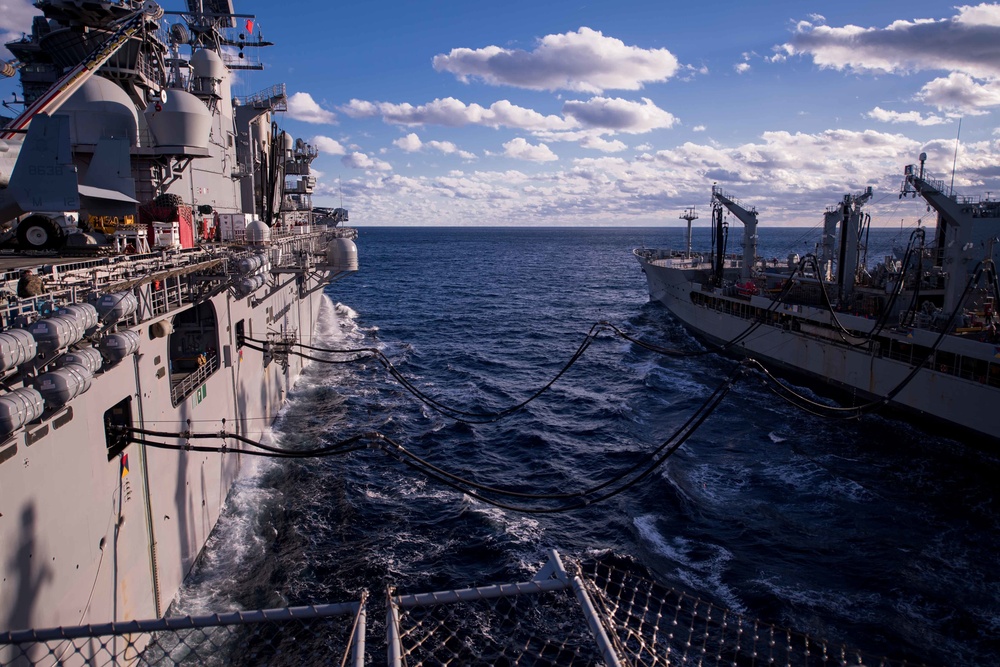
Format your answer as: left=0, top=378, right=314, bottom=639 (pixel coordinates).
left=0, top=0, right=360, bottom=646
left=635, top=157, right=1000, bottom=442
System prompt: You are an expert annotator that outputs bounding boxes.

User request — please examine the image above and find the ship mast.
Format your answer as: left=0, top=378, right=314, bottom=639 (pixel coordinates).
left=679, top=207, right=698, bottom=258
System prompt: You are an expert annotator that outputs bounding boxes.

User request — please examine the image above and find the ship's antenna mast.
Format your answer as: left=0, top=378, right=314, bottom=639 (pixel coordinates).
left=680, top=207, right=698, bottom=258
left=950, top=117, right=962, bottom=193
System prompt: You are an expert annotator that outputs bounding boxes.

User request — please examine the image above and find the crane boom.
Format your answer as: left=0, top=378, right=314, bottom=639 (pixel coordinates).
left=711, top=186, right=758, bottom=281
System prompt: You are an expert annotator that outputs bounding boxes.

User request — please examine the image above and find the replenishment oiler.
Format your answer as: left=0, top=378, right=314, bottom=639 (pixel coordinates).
left=635, top=155, right=1000, bottom=442
left=0, top=0, right=357, bottom=642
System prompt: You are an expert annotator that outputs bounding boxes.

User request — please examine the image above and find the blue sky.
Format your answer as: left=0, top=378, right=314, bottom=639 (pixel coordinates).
left=3, top=1, right=999, bottom=226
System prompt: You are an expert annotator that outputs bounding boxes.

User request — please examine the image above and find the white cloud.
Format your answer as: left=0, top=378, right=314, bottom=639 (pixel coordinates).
left=502, top=138, right=558, bottom=162
left=562, top=97, right=678, bottom=133
left=692, top=125, right=706, bottom=132
left=915, top=72, right=1000, bottom=113
left=735, top=63, right=751, bottom=74
left=865, top=106, right=950, bottom=126
left=580, top=136, right=628, bottom=153
left=341, top=97, right=576, bottom=132
left=954, top=3, right=1000, bottom=27
left=783, top=5, right=1000, bottom=79
left=342, top=152, right=392, bottom=171
left=287, top=92, right=337, bottom=124
left=340, top=99, right=378, bottom=118
left=394, top=133, right=423, bottom=152
left=327, top=125, right=998, bottom=227
left=425, top=140, right=476, bottom=160
left=392, top=132, right=476, bottom=159
left=311, top=135, right=346, bottom=155
left=433, top=27, right=680, bottom=93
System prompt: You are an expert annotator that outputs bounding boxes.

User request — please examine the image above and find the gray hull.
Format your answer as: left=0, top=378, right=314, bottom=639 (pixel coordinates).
left=637, top=252, right=1000, bottom=441
left=0, top=239, right=343, bottom=634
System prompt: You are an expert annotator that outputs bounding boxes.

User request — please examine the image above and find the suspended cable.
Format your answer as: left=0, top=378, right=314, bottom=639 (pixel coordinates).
left=122, top=361, right=743, bottom=514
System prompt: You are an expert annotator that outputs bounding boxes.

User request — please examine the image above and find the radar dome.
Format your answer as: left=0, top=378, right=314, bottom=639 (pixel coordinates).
left=55, top=76, right=138, bottom=146
left=326, top=238, right=358, bottom=272
left=191, top=49, right=225, bottom=79
left=143, top=89, right=212, bottom=151
left=246, top=219, right=271, bottom=245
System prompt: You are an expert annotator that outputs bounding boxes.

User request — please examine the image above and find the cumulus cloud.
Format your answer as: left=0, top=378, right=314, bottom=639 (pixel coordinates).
left=502, top=138, right=558, bottom=162
left=426, top=140, right=476, bottom=160
left=433, top=27, right=680, bottom=93
left=342, top=152, right=392, bottom=171
left=340, top=99, right=378, bottom=117
left=782, top=4, right=1000, bottom=79
left=865, top=106, right=950, bottom=126
left=325, top=125, right=996, bottom=227
left=580, top=136, right=628, bottom=153
left=311, top=135, right=346, bottom=155
left=343, top=96, right=679, bottom=139
left=341, top=97, right=576, bottom=132
left=393, top=132, right=476, bottom=159
left=735, top=63, right=751, bottom=74
left=394, top=133, right=423, bottom=152
left=692, top=125, right=707, bottom=132
left=287, top=92, right=337, bottom=124
left=916, top=72, right=1000, bottom=112
left=562, top=97, right=678, bottom=133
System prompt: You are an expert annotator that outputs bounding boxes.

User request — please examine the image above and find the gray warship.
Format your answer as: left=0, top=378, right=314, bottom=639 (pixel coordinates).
left=635, top=157, right=1000, bottom=442
left=0, top=0, right=357, bottom=638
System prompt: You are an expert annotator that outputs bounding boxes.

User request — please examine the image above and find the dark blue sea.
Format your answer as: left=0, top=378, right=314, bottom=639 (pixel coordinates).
left=173, top=227, right=999, bottom=666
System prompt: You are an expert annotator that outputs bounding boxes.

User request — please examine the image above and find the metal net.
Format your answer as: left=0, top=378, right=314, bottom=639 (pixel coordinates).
left=391, top=584, right=602, bottom=666
left=578, top=559, right=914, bottom=667
left=1, top=552, right=925, bottom=666
left=0, top=602, right=366, bottom=667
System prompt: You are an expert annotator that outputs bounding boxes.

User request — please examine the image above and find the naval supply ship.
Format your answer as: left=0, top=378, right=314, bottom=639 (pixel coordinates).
left=0, top=0, right=358, bottom=639
left=635, top=155, right=1000, bottom=443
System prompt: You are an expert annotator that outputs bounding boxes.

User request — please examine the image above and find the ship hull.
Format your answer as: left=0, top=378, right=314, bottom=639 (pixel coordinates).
left=0, top=266, right=332, bottom=634
left=637, top=253, right=1000, bottom=443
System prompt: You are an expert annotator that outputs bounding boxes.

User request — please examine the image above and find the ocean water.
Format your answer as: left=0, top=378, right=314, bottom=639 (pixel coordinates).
left=172, top=226, right=999, bottom=666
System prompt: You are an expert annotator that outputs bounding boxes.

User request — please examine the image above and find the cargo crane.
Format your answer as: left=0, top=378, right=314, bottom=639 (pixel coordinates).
left=711, top=186, right=758, bottom=283
left=902, top=153, right=1000, bottom=314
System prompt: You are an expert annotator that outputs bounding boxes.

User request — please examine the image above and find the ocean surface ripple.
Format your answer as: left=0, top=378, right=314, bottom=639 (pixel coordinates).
left=172, top=227, right=999, bottom=666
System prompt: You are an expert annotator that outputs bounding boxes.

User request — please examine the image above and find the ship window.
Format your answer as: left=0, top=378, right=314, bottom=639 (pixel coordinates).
left=105, top=397, right=133, bottom=460
left=167, top=301, right=220, bottom=407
